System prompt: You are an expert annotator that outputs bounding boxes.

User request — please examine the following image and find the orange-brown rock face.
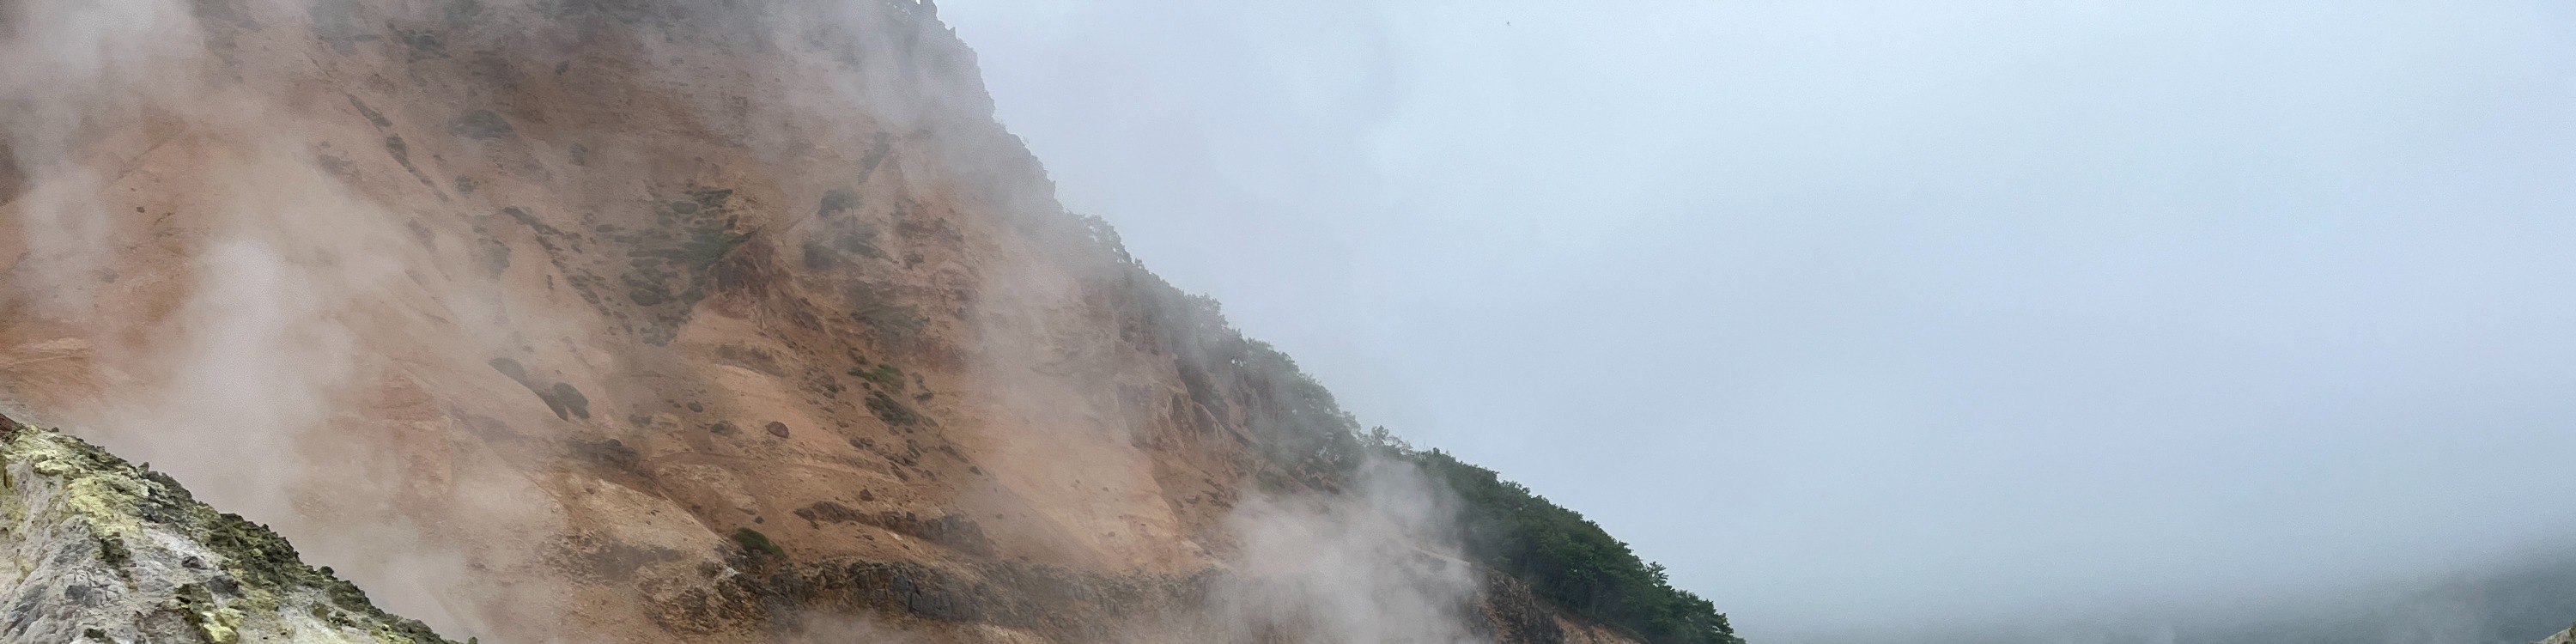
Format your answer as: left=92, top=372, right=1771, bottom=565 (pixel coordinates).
left=0, top=1, right=1634, bottom=642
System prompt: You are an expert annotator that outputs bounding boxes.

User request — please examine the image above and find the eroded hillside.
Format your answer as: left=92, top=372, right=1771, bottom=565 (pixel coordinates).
left=0, top=0, right=1731, bottom=641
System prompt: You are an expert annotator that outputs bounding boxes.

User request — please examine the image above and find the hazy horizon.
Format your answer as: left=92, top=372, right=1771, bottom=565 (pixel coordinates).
left=939, top=2, right=2576, bottom=641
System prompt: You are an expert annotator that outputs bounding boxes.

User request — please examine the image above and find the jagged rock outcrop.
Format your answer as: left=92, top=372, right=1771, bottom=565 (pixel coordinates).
left=2537, top=623, right=2576, bottom=644
left=0, top=413, right=457, bottom=643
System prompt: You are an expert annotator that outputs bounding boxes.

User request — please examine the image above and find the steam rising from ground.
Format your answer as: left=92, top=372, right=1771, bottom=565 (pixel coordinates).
left=1, top=0, right=568, bottom=637
left=5, top=0, right=1511, bottom=642
left=0, top=0, right=197, bottom=314
left=1211, top=457, right=1485, bottom=643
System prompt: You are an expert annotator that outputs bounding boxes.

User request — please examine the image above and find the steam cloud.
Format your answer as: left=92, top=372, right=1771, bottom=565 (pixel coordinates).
left=1, top=0, right=572, bottom=637
left=2, top=0, right=1504, bottom=642
left=1210, top=458, right=1485, bottom=643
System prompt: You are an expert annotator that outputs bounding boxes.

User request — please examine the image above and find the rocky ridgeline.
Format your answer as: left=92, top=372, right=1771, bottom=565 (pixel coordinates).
left=0, top=413, right=458, bottom=644
left=2539, top=623, right=2576, bottom=644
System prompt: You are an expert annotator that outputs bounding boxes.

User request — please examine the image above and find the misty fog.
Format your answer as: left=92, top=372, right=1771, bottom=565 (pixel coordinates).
left=939, top=2, right=2576, bottom=641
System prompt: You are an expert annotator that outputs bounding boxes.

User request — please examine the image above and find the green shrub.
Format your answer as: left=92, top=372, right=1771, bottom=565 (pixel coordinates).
left=678, top=227, right=749, bottom=274
left=1396, top=445, right=1742, bottom=644
left=732, top=527, right=786, bottom=558
left=848, top=363, right=904, bottom=391
left=865, top=391, right=922, bottom=427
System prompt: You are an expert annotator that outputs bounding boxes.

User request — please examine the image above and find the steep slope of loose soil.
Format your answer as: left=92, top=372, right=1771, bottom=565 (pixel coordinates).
left=0, top=1, right=1654, bottom=641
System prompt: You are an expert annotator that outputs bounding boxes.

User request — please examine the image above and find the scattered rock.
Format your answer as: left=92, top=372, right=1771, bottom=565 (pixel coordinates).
left=792, top=501, right=991, bottom=556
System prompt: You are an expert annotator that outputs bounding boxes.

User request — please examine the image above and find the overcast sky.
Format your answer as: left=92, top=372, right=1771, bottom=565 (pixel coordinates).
left=934, top=2, right=2576, bottom=641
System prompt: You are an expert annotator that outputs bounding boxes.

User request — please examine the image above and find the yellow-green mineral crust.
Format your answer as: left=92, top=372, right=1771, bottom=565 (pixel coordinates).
left=0, top=413, right=461, bottom=643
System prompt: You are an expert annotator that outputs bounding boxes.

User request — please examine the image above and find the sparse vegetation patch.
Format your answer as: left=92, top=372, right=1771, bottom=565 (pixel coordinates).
left=818, top=187, right=860, bottom=216
left=1393, top=439, right=1741, bottom=644
left=848, top=363, right=904, bottom=391
left=865, top=391, right=923, bottom=428
left=611, top=185, right=757, bottom=344
left=732, top=527, right=787, bottom=559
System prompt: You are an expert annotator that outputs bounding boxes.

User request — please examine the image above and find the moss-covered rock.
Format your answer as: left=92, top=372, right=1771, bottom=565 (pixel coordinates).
left=0, top=415, right=463, bottom=643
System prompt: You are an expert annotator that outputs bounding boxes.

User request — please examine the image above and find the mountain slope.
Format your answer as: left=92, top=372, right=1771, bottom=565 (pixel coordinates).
left=0, top=0, right=1731, bottom=641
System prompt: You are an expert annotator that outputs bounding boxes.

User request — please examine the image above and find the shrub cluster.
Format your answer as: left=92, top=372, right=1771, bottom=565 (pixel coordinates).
left=1399, top=444, right=1741, bottom=644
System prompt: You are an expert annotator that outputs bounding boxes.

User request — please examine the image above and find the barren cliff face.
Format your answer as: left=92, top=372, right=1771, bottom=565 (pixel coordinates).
left=0, top=1, right=1642, bottom=642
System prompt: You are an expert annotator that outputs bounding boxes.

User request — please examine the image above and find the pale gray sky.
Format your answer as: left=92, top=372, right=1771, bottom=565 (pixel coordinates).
left=935, top=2, right=2576, bottom=641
